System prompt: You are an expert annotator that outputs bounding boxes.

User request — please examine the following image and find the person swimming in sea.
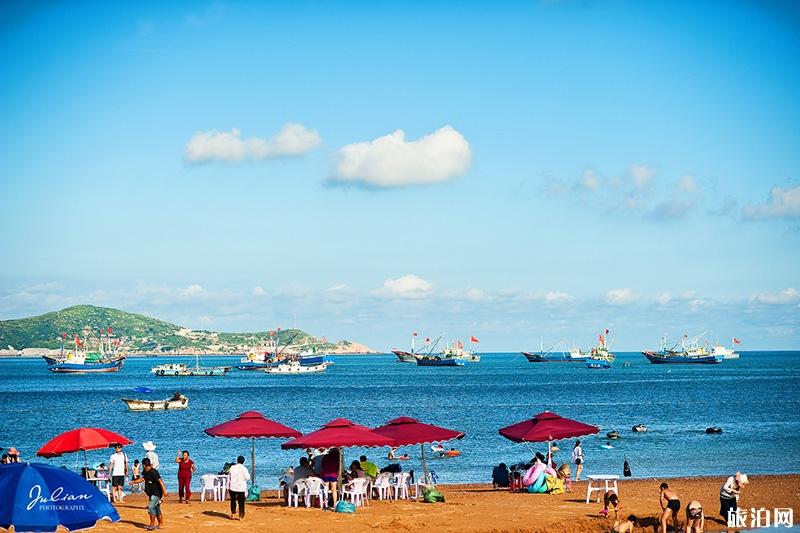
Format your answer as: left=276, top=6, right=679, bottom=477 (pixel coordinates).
left=659, top=482, right=681, bottom=533
left=601, top=441, right=614, bottom=449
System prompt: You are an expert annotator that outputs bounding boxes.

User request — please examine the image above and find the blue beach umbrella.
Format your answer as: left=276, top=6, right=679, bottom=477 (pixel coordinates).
left=0, top=462, right=119, bottom=532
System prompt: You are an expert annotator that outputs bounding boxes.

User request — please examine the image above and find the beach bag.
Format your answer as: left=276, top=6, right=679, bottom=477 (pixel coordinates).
left=246, top=484, right=261, bottom=502
left=335, top=500, right=356, bottom=513
left=623, top=459, right=632, bottom=478
left=423, top=488, right=445, bottom=503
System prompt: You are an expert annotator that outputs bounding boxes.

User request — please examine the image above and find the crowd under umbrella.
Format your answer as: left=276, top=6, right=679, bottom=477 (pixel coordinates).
left=498, top=411, right=599, bottom=460
left=281, top=418, right=394, bottom=493
left=204, top=411, right=301, bottom=486
left=0, top=462, right=120, bottom=532
left=36, top=427, right=133, bottom=473
left=371, top=416, right=465, bottom=484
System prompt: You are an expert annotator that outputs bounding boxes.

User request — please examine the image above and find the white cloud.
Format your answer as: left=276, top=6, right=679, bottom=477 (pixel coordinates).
left=742, top=185, right=800, bottom=220
left=544, top=291, right=575, bottom=303
left=630, top=164, right=656, bottom=188
left=647, top=199, right=695, bottom=221
left=184, top=123, right=321, bottom=163
left=677, top=175, right=698, bottom=193
left=657, top=292, right=672, bottom=305
left=579, top=169, right=600, bottom=191
left=606, top=288, right=638, bottom=305
left=751, top=287, right=800, bottom=305
left=252, top=286, right=265, bottom=296
left=178, top=284, right=208, bottom=300
left=334, top=125, right=471, bottom=187
left=373, top=274, right=433, bottom=299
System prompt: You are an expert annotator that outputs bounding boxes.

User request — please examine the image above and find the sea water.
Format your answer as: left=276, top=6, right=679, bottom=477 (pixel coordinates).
left=0, top=352, right=798, bottom=490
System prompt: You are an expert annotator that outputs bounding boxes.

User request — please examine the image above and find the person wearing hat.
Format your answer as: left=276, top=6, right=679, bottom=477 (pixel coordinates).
left=143, top=441, right=160, bottom=470
left=7, top=447, right=21, bottom=463
left=720, top=472, right=749, bottom=521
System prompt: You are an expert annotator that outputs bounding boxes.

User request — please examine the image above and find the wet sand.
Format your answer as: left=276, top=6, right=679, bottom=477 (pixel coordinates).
left=98, top=475, right=800, bottom=532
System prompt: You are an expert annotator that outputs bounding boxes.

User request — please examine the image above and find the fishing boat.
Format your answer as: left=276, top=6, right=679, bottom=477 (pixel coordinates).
left=442, top=339, right=480, bottom=362
left=122, top=392, right=188, bottom=411
left=392, top=332, right=422, bottom=363
left=711, top=337, right=741, bottom=359
left=151, top=354, right=231, bottom=376
left=43, top=330, right=126, bottom=373
left=568, top=346, right=591, bottom=360
left=523, top=338, right=572, bottom=363
left=642, top=333, right=722, bottom=364
left=264, top=360, right=330, bottom=374
left=585, top=329, right=616, bottom=369
left=416, top=355, right=464, bottom=367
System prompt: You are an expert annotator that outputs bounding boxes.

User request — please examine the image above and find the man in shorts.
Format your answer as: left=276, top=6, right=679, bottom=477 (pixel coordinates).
left=108, top=444, right=128, bottom=503
left=132, top=457, right=167, bottom=530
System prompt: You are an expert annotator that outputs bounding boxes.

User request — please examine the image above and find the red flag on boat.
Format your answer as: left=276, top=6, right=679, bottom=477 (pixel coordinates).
left=470, top=335, right=480, bottom=343
left=733, top=337, right=741, bottom=344
left=457, top=340, right=463, bottom=349
left=413, top=332, right=418, bottom=336
left=108, top=327, right=113, bottom=333
left=425, top=338, right=430, bottom=343
left=605, top=329, right=609, bottom=335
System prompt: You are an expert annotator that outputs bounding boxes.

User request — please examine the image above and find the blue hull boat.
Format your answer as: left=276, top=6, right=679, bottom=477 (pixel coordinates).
left=585, top=358, right=613, bottom=369
left=416, top=357, right=463, bottom=367
left=642, top=352, right=722, bottom=364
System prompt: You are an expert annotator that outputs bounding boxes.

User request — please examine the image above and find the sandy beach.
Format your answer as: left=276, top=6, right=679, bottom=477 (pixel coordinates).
left=96, top=475, right=800, bottom=532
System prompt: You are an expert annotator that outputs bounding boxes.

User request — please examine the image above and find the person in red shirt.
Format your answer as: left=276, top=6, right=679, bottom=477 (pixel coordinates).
left=175, top=450, right=196, bottom=503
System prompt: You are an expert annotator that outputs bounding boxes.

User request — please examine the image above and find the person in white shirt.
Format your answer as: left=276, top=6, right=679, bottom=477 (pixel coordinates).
left=143, top=441, right=160, bottom=470
left=572, top=440, right=584, bottom=481
left=228, top=455, right=250, bottom=520
left=109, top=444, right=129, bottom=503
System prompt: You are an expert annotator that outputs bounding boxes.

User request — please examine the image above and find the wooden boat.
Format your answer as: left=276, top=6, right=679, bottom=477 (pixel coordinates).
left=264, top=360, right=329, bottom=374
left=44, top=330, right=126, bottom=373
left=151, top=355, right=230, bottom=376
left=122, top=392, right=188, bottom=411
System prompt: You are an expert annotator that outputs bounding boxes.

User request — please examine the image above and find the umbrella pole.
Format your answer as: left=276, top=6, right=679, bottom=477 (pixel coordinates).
left=251, top=437, right=255, bottom=486
left=421, top=444, right=429, bottom=485
left=337, top=448, right=343, bottom=501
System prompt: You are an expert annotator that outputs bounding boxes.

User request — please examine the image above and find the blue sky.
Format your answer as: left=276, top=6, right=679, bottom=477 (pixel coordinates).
left=1, top=0, right=798, bottom=350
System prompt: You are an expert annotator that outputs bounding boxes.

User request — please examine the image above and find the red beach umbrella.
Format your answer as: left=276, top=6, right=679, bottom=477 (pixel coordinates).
left=282, top=418, right=394, bottom=492
left=205, top=411, right=301, bottom=484
left=499, top=411, right=598, bottom=443
left=281, top=418, right=394, bottom=450
left=37, top=428, right=133, bottom=458
left=372, top=416, right=465, bottom=483
left=499, top=411, right=598, bottom=462
left=37, top=427, right=133, bottom=472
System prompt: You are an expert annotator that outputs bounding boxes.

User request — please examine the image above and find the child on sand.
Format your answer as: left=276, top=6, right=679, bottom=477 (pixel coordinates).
left=659, top=482, right=681, bottom=533
left=600, top=490, right=620, bottom=518
left=685, top=500, right=704, bottom=533
left=612, top=515, right=637, bottom=533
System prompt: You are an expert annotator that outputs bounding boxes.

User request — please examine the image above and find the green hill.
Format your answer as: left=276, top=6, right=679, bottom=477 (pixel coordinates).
left=0, top=305, right=329, bottom=353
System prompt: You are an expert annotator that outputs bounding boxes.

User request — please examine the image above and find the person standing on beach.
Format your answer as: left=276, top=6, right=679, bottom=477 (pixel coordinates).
left=175, top=450, right=196, bottom=503
left=228, top=455, right=250, bottom=521
left=143, top=441, right=160, bottom=470
left=719, top=472, right=748, bottom=522
left=320, top=448, right=341, bottom=505
left=132, top=457, right=167, bottom=531
left=572, top=440, right=584, bottom=481
left=108, top=444, right=128, bottom=503
left=659, top=482, right=681, bottom=533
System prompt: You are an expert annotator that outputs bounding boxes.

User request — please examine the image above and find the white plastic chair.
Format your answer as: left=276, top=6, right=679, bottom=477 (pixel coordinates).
left=277, top=472, right=294, bottom=499
left=341, top=477, right=369, bottom=507
left=199, top=475, right=217, bottom=502
left=391, top=472, right=411, bottom=500
left=371, top=472, right=392, bottom=500
left=414, top=470, right=437, bottom=500
left=287, top=479, right=308, bottom=507
left=214, top=475, right=229, bottom=501
left=303, top=477, right=329, bottom=509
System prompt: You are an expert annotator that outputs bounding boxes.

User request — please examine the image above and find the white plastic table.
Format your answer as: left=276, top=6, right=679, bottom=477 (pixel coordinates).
left=585, top=474, right=619, bottom=503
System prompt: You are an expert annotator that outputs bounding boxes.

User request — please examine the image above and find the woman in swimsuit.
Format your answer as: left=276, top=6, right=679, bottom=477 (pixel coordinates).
left=685, top=500, right=704, bottom=533
left=659, top=482, right=681, bottom=533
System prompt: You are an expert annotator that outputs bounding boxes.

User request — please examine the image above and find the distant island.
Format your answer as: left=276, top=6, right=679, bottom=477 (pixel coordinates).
left=0, top=305, right=376, bottom=356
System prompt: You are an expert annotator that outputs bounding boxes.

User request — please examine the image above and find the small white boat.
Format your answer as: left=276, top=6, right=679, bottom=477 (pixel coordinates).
left=711, top=342, right=740, bottom=359
left=151, top=355, right=230, bottom=377
left=264, top=360, right=329, bottom=374
left=122, top=393, right=188, bottom=411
